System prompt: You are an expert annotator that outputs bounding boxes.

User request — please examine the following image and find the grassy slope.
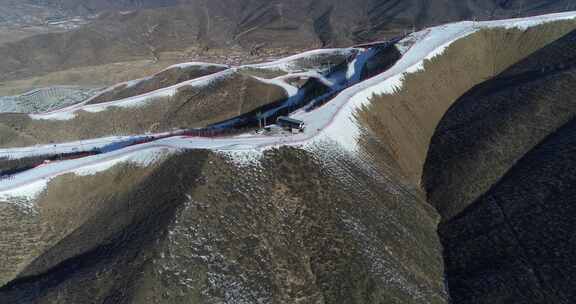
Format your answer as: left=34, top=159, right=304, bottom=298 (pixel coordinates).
left=424, top=28, right=576, bottom=219
left=438, top=117, right=576, bottom=303
left=358, top=20, right=576, bottom=185
left=0, top=71, right=287, bottom=147
left=1, top=14, right=576, bottom=304
left=0, top=156, right=171, bottom=287
left=85, top=64, right=228, bottom=105
left=0, top=146, right=447, bottom=304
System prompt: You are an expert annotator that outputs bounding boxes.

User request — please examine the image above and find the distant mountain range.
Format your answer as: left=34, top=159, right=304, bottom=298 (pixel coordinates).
left=4, top=0, right=576, bottom=30
left=0, top=0, right=574, bottom=95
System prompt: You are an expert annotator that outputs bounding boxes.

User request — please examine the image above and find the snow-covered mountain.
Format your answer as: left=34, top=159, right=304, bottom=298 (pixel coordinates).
left=0, top=10, right=576, bottom=304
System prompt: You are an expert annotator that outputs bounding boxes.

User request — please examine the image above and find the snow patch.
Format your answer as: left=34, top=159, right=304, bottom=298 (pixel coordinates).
left=0, top=178, right=48, bottom=212
left=0, top=87, right=100, bottom=114
left=278, top=71, right=336, bottom=87
left=483, top=11, right=576, bottom=30
left=72, top=148, right=169, bottom=176
left=0, top=146, right=173, bottom=210
left=167, top=62, right=230, bottom=70
left=29, top=69, right=236, bottom=121
left=253, top=76, right=298, bottom=97
left=220, top=149, right=264, bottom=167
left=243, top=48, right=357, bottom=72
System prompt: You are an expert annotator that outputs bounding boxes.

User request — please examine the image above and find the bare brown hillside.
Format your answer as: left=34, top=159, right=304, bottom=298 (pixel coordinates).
left=0, top=146, right=447, bottom=304
left=0, top=154, right=169, bottom=286
left=86, top=64, right=228, bottom=105
left=0, top=72, right=287, bottom=147
left=1, top=10, right=576, bottom=304
left=1, top=0, right=574, bottom=95
left=422, top=27, right=576, bottom=303
left=358, top=20, right=576, bottom=185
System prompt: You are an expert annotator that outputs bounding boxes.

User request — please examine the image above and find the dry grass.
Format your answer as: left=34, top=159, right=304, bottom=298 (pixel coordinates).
left=0, top=57, right=185, bottom=96
left=358, top=20, right=576, bottom=186
left=0, top=72, right=287, bottom=146
left=0, top=159, right=161, bottom=286
left=0, top=26, right=64, bottom=46
left=86, top=64, right=227, bottom=105
left=0, top=145, right=447, bottom=302
left=129, top=148, right=447, bottom=303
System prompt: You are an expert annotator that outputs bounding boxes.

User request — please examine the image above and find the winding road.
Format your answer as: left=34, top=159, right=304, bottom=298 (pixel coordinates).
left=1, top=11, right=576, bottom=196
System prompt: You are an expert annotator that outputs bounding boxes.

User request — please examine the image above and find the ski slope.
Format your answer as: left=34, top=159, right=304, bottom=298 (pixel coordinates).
left=28, top=49, right=357, bottom=121
left=1, top=11, right=576, bottom=205
left=29, top=68, right=238, bottom=121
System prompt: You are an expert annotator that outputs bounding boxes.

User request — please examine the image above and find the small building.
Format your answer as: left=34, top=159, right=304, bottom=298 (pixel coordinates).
left=277, top=116, right=305, bottom=133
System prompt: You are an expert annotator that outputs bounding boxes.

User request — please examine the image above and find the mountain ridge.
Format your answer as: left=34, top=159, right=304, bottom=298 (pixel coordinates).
left=0, top=9, right=575, bottom=304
